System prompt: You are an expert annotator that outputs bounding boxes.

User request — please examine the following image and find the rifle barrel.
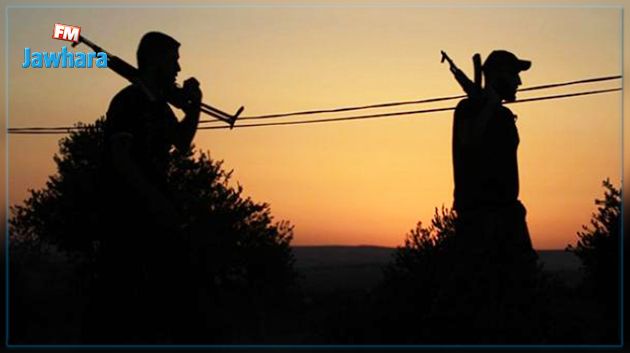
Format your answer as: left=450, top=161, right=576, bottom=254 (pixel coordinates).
left=441, top=50, right=480, bottom=98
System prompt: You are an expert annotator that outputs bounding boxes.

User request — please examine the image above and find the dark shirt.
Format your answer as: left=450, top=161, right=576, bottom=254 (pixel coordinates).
left=452, top=98, right=520, bottom=212
left=104, top=84, right=178, bottom=193
left=98, top=83, right=182, bottom=273
left=90, top=86, right=183, bottom=343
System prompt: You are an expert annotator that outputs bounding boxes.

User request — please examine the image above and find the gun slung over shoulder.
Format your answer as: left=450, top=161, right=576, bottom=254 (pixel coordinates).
left=441, top=50, right=482, bottom=99
left=73, top=34, right=244, bottom=127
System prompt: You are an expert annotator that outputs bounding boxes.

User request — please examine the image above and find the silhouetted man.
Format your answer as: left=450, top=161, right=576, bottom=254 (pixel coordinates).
left=452, top=50, right=535, bottom=260
left=86, top=32, right=201, bottom=343
left=448, top=50, right=540, bottom=340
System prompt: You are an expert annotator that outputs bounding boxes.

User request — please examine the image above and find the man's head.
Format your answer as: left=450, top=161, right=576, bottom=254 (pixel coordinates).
left=137, top=32, right=181, bottom=89
left=482, top=50, right=531, bottom=102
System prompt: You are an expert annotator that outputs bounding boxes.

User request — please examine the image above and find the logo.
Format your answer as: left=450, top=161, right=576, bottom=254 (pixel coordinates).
left=22, top=24, right=107, bottom=69
left=52, top=23, right=81, bottom=43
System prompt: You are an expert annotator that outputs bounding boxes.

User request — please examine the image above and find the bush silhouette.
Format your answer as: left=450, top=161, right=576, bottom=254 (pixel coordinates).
left=11, top=122, right=105, bottom=257
left=384, top=205, right=456, bottom=282
left=372, top=206, right=458, bottom=343
left=372, top=205, right=551, bottom=344
left=566, top=179, right=620, bottom=298
left=566, top=178, right=620, bottom=342
left=9, top=119, right=299, bottom=343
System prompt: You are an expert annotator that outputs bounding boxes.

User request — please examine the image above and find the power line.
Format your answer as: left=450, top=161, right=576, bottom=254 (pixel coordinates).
left=198, top=75, right=622, bottom=124
left=8, top=87, right=621, bottom=134
left=518, top=75, right=621, bottom=92
left=196, top=87, right=621, bottom=130
left=7, top=75, right=624, bottom=134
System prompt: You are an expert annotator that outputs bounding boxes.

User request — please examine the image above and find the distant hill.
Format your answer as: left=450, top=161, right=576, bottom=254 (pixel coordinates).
left=293, top=245, right=394, bottom=269
left=292, top=246, right=582, bottom=294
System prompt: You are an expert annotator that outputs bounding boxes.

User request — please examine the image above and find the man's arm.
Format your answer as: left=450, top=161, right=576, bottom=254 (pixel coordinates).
left=173, top=78, right=202, bottom=152
left=109, top=132, right=180, bottom=227
left=174, top=110, right=200, bottom=152
left=106, top=88, right=180, bottom=228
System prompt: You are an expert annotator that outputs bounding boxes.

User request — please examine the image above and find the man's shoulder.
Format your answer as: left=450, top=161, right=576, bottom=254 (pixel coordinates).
left=105, top=84, right=150, bottom=132
left=497, top=104, right=515, bottom=116
left=110, top=84, right=148, bottom=106
left=106, top=84, right=153, bottom=122
left=454, top=97, right=483, bottom=118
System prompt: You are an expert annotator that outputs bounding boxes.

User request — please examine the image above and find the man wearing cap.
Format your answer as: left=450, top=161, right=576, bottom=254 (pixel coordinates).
left=451, top=50, right=537, bottom=278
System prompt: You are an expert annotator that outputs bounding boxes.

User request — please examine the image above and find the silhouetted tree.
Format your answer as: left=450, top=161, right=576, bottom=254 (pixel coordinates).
left=386, top=206, right=456, bottom=278
left=365, top=206, right=458, bottom=343
left=565, top=179, right=620, bottom=343
left=9, top=119, right=298, bottom=343
left=10, top=122, right=105, bottom=259
left=566, top=179, right=620, bottom=297
left=374, top=205, right=551, bottom=344
left=382, top=205, right=456, bottom=299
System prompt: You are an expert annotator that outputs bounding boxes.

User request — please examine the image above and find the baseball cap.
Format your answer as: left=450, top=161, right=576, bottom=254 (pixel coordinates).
left=482, top=50, right=531, bottom=73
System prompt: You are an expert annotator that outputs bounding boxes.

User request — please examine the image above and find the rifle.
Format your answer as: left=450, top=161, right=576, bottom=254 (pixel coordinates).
left=440, top=50, right=483, bottom=99
left=72, top=35, right=244, bottom=128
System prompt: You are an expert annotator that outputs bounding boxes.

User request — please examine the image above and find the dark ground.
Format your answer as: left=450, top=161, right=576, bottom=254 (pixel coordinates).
left=293, top=246, right=582, bottom=293
left=8, top=245, right=588, bottom=346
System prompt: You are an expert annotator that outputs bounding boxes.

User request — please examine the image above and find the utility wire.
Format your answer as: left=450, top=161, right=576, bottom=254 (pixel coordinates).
left=7, top=75, right=624, bottom=134
left=9, top=75, right=622, bottom=132
left=198, top=75, right=622, bottom=124
left=518, top=75, right=621, bottom=92
left=8, top=87, right=621, bottom=134
left=196, top=87, right=621, bottom=130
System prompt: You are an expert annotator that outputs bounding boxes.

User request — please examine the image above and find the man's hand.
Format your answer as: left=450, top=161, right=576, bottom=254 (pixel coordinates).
left=181, top=77, right=202, bottom=116
left=173, top=78, right=203, bottom=152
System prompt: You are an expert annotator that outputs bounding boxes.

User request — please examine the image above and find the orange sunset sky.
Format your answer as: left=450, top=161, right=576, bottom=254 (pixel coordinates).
left=2, top=1, right=625, bottom=249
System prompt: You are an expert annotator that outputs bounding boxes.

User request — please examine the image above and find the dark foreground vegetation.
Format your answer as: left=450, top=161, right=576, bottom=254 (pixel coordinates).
left=8, top=122, right=621, bottom=345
